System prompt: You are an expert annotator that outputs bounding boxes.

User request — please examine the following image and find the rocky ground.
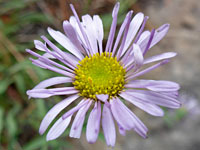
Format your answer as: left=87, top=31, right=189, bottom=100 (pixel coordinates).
left=69, top=0, right=200, bottom=149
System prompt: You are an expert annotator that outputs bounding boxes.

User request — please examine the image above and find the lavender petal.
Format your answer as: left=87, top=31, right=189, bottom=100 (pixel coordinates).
left=27, top=87, right=78, bottom=98
left=122, top=12, right=144, bottom=55
left=86, top=101, right=101, bottom=144
left=70, top=100, right=92, bottom=138
left=120, top=92, right=164, bottom=116
left=121, top=90, right=181, bottom=109
left=93, top=15, right=104, bottom=54
left=82, top=14, right=98, bottom=55
left=29, top=76, right=72, bottom=97
left=112, top=11, right=133, bottom=56
left=70, top=4, right=93, bottom=53
left=102, top=104, right=116, bottom=147
left=63, top=21, right=86, bottom=55
left=126, top=59, right=169, bottom=81
left=105, top=2, right=120, bottom=52
left=46, top=116, right=71, bottom=141
left=116, top=11, right=133, bottom=59
left=144, top=52, right=177, bottom=64
left=125, top=79, right=180, bottom=92
left=62, top=99, right=89, bottom=119
left=110, top=98, right=135, bottom=130
left=39, top=94, right=79, bottom=135
left=47, top=27, right=84, bottom=60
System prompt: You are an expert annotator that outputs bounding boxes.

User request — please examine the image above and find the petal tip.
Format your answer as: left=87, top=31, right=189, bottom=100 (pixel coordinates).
left=63, top=20, right=69, bottom=26
left=112, top=2, right=120, bottom=17
left=46, top=136, right=53, bottom=141
left=25, top=49, right=31, bottom=53
left=39, top=129, right=44, bottom=135
left=47, top=27, right=52, bottom=31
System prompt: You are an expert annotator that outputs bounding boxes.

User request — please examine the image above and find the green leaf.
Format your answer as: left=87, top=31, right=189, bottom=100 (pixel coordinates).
left=6, top=108, right=18, bottom=138
left=23, top=136, right=47, bottom=150
left=0, top=107, right=4, bottom=141
left=0, top=0, right=26, bottom=14
left=175, top=108, right=187, bottom=120
left=0, top=78, right=12, bottom=95
left=20, top=12, right=52, bottom=24
left=14, top=74, right=26, bottom=95
left=8, top=60, right=31, bottom=75
left=36, top=99, right=47, bottom=118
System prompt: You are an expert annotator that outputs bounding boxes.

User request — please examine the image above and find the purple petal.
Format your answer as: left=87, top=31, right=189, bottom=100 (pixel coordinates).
left=30, top=56, right=75, bottom=78
left=34, top=40, right=46, bottom=51
left=70, top=100, right=92, bottom=138
left=133, top=44, right=143, bottom=68
left=63, top=21, right=86, bottom=55
left=125, top=79, right=180, bottom=92
left=34, top=40, right=60, bottom=60
left=96, top=94, right=108, bottom=102
left=144, top=52, right=177, bottom=64
left=122, top=12, right=144, bottom=55
left=150, top=24, right=170, bottom=48
left=134, top=101, right=164, bottom=116
left=39, top=94, right=79, bottom=135
left=28, top=76, right=72, bottom=99
left=69, top=16, right=90, bottom=55
left=86, top=101, right=101, bottom=144
left=134, top=16, right=149, bottom=43
left=70, top=4, right=93, bottom=53
left=46, top=116, right=71, bottom=141
left=110, top=98, right=135, bottom=130
left=31, top=77, right=72, bottom=90
left=105, top=2, right=120, bottom=52
left=82, top=14, right=98, bottom=55
left=30, top=58, right=46, bottom=69
left=113, top=97, right=148, bottom=138
left=41, top=35, right=79, bottom=68
left=102, top=104, right=116, bottom=147
left=27, top=87, right=78, bottom=98
left=137, top=30, right=150, bottom=45
left=139, top=24, right=170, bottom=53
left=120, top=92, right=164, bottom=116
left=160, top=91, right=178, bottom=99
left=96, top=94, right=110, bottom=107
left=93, top=15, right=104, bottom=54
left=62, top=99, right=89, bottom=119
left=117, top=123, right=126, bottom=136
left=122, top=104, right=148, bottom=138
left=37, top=37, right=76, bottom=70
left=123, top=52, right=134, bottom=69
left=112, top=11, right=133, bottom=56
left=42, top=53, right=56, bottom=59
left=143, top=29, right=155, bottom=55
left=47, top=27, right=84, bottom=60
left=121, top=90, right=181, bottom=108
left=116, top=11, right=133, bottom=59
left=34, top=41, right=61, bottom=59
left=126, top=59, right=169, bottom=80
left=26, top=49, right=73, bottom=74
left=121, top=45, right=133, bottom=65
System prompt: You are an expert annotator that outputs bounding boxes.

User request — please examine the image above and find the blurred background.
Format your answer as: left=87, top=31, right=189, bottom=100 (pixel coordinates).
left=0, top=0, right=200, bottom=149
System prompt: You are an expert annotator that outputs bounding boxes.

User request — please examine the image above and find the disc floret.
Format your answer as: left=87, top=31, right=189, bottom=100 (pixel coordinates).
left=73, top=52, right=126, bottom=100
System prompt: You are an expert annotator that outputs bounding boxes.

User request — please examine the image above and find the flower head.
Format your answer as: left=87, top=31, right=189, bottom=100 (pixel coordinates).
left=27, top=2, right=181, bottom=147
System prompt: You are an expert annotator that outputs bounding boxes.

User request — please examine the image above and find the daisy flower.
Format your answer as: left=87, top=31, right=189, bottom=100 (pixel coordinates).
left=26, top=2, right=181, bottom=147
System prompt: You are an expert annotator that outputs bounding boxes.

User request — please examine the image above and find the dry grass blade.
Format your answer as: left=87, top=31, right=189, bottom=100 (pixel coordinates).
left=0, top=31, right=38, bottom=82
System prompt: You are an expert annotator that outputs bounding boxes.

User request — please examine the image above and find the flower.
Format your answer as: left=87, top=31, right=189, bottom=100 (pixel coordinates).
left=26, top=2, right=181, bottom=147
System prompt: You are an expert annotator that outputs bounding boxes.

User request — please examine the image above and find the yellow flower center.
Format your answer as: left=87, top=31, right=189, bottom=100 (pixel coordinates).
left=73, top=52, right=126, bottom=100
